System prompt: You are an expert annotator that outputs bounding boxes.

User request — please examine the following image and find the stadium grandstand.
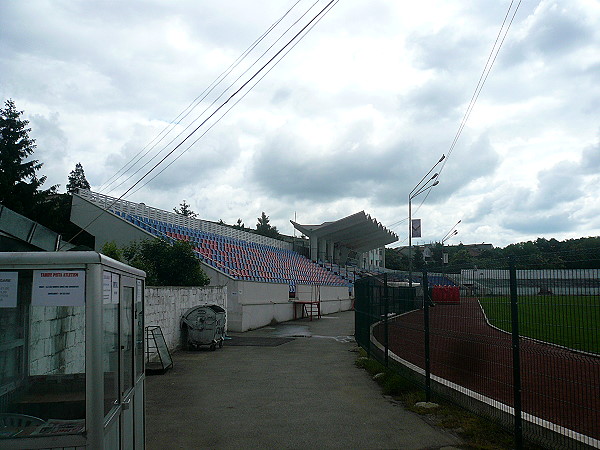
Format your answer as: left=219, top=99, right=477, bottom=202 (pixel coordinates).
left=70, top=190, right=398, bottom=331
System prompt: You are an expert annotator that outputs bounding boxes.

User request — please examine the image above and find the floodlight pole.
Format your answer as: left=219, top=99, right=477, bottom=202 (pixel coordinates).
left=408, top=155, right=445, bottom=287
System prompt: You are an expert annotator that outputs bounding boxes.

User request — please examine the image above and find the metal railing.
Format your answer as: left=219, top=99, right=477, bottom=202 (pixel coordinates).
left=355, top=257, right=600, bottom=449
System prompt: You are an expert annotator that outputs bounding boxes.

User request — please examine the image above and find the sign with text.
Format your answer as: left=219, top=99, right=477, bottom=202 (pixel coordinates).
left=103, top=271, right=111, bottom=304
left=0, top=272, right=18, bottom=308
left=32, top=270, right=85, bottom=307
left=111, top=273, right=119, bottom=304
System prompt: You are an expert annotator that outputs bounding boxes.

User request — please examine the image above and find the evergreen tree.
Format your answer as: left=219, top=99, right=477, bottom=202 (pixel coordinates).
left=0, top=99, right=57, bottom=217
left=256, top=212, right=279, bottom=238
left=173, top=200, right=197, bottom=218
left=66, top=162, right=91, bottom=194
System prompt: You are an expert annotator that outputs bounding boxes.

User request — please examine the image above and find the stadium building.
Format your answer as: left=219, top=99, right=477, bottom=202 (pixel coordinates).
left=70, top=190, right=398, bottom=331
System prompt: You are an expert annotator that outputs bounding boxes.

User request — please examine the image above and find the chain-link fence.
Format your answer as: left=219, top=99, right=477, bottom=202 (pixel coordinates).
left=355, top=256, right=600, bottom=449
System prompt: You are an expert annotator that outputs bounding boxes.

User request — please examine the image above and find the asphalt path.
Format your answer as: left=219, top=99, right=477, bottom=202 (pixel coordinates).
left=145, top=311, right=463, bottom=449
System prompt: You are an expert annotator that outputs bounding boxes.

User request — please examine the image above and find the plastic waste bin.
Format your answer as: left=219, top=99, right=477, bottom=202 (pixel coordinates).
left=180, top=305, right=226, bottom=351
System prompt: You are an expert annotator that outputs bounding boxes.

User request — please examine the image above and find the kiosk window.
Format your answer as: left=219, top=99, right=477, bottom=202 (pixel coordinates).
left=0, top=269, right=86, bottom=439
left=103, top=271, right=119, bottom=416
left=135, top=280, right=144, bottom=378
left=121, top=287, right=134, bottom=394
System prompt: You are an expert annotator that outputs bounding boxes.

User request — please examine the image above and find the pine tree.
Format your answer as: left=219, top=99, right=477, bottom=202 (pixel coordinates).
left=0, top=99, right=57, bottom=217
left=256, top=212, right=279, bottom=238
left=173, top=200, right=197, bottom=218
left=66, top=162, right=91, bottom=194
left=232, top=218, right=245, bottom=230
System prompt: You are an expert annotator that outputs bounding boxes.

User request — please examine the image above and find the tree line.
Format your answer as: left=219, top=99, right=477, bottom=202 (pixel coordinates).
left=386, top=236, right=600, bottom=271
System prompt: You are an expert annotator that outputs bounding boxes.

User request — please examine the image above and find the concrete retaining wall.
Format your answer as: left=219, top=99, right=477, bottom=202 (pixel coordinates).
left=145, top=285, right=227, bottom=351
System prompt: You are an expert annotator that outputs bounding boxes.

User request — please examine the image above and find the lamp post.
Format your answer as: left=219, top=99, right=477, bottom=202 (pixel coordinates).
left=441, top=219, right=460, bottom=265
left=442, top=220, right=461, bottom=244
left=408, top=155, right=445, bottom=287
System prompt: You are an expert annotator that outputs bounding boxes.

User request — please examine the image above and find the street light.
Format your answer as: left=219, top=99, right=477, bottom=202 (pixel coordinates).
left=408, top=155, right=445, bottom=287
left=441, top=219, right=460, bottom=265
left=442, top=219, right=461, bottom=245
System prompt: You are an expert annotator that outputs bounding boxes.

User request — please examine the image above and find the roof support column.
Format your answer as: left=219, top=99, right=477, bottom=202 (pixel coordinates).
left=327, top=240, right=334, bottom=263
left=318, top=238, right=326, bottom=262
left=310, top=235, right=318, bottom=262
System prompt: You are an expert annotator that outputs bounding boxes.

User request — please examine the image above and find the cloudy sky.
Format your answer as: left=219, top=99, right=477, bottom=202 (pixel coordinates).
left=1, top=0, right=599, bottom=248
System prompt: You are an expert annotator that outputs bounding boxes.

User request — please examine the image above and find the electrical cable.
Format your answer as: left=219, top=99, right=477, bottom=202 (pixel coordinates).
left=411, top=0, right=522, bottom=220
left=99, top=0, right=306, bottom=194
left=438, top=0, right=522, bottom=177
left=127, top=0, right=339, bottom=196
left=61, top=0, right=339, bottom=248
left=107, top=0, right=323, bottom=196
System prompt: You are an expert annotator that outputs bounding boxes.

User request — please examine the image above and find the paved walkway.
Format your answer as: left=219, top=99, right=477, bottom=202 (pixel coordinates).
left=145, top=311, right=463, bottom=449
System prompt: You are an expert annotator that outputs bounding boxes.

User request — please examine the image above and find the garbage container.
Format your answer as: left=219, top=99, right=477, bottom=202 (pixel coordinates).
left=181, top=305, right=226, bottom=351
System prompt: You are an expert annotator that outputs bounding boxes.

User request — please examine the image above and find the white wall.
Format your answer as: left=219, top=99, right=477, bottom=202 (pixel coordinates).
left=145, top=285, right=227, bottom=351
left=29, top=306, right=86, bottom=375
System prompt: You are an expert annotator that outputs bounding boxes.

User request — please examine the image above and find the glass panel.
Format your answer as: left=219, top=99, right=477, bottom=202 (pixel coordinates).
left=1, top=269, right=86, bottom=439
left=103, top=271, right=119, bottom=416
left=135, top=280, right=144, bottom=378
left=121, top=287, right=134, bottom=395
left=0, top=271, right=26, bottom=398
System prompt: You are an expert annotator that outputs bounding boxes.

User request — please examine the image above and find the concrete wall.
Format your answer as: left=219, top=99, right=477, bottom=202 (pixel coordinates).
left=145, top=285, right=227, bottom=351
left=199, top=266, right=353, bottom=332
left=29, top=306, right=86, bottom=375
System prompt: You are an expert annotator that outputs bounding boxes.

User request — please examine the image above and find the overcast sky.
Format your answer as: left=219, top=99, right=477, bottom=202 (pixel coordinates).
left=1, top=0, right=598, bottom=248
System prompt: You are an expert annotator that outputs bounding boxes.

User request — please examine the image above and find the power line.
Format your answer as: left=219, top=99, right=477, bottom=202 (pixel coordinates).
left=412, top=0, right=522, bottom=218
left=127, top=0, right=340, bottom=196
left=99, top=0, right=308, bottom=195
left=61, top=0, right=339, bottom=248
left=107, top=0, right=324, bottom=196
left=438, top=0, right=522, bottom=178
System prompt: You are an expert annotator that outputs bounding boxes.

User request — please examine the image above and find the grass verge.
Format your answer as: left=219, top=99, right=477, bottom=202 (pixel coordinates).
left=354, top=349, right=543, bottom=450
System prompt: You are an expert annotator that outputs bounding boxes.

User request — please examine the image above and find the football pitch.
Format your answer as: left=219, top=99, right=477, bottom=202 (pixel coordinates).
left=479, top=295, right=600, bottom=354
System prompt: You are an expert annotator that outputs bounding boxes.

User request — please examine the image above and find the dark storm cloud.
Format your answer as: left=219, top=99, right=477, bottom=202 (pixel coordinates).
left=251, top=125, right=501, bottom=208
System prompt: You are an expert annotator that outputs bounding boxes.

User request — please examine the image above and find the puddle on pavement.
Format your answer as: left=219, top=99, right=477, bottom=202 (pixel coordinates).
left=272, top=324, right=311, bottom=338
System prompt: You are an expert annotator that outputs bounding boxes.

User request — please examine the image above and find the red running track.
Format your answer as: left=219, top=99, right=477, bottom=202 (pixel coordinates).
left=374, top=297, right=600, bottom=441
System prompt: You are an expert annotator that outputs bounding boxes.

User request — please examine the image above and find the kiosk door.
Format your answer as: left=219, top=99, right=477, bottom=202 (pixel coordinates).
left=120, top=278, right=136, bottom=449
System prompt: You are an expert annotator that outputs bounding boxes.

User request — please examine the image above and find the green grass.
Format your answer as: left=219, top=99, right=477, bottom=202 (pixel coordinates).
left=479, top=295, right=600, bottom=354
left=354, top=349, right=542, bottom=449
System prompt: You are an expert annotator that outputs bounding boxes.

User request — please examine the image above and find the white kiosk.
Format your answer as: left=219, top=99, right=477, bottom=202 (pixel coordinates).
left=0, top=252, right=146, bottom=449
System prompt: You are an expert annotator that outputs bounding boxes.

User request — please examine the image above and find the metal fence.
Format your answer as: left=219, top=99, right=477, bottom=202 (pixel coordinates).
left=355, top=258, right=600, bottom=449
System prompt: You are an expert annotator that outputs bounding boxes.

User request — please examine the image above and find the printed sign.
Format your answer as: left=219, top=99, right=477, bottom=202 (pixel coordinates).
left=111, top=273, right=119, bottom=304
left=32, top=270, right=85, bottom=307
left=103, top=272, right=111, bottom=304
left=0, top=272, right=18, bottom=308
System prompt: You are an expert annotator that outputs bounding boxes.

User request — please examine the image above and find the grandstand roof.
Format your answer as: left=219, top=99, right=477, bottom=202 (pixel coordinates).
left=290, top=211, right=398, bottom=253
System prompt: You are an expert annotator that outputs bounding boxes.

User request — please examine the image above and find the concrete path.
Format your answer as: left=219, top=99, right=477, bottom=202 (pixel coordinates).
left=145, top=311, right=463, bottom=449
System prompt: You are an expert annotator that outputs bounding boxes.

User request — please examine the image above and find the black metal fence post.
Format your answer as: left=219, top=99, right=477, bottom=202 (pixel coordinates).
left=384, top=273, right=389, bottom=367
left=422, top=269, right=431, bottom=402
left=509, top=257, right=523, bottom=449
